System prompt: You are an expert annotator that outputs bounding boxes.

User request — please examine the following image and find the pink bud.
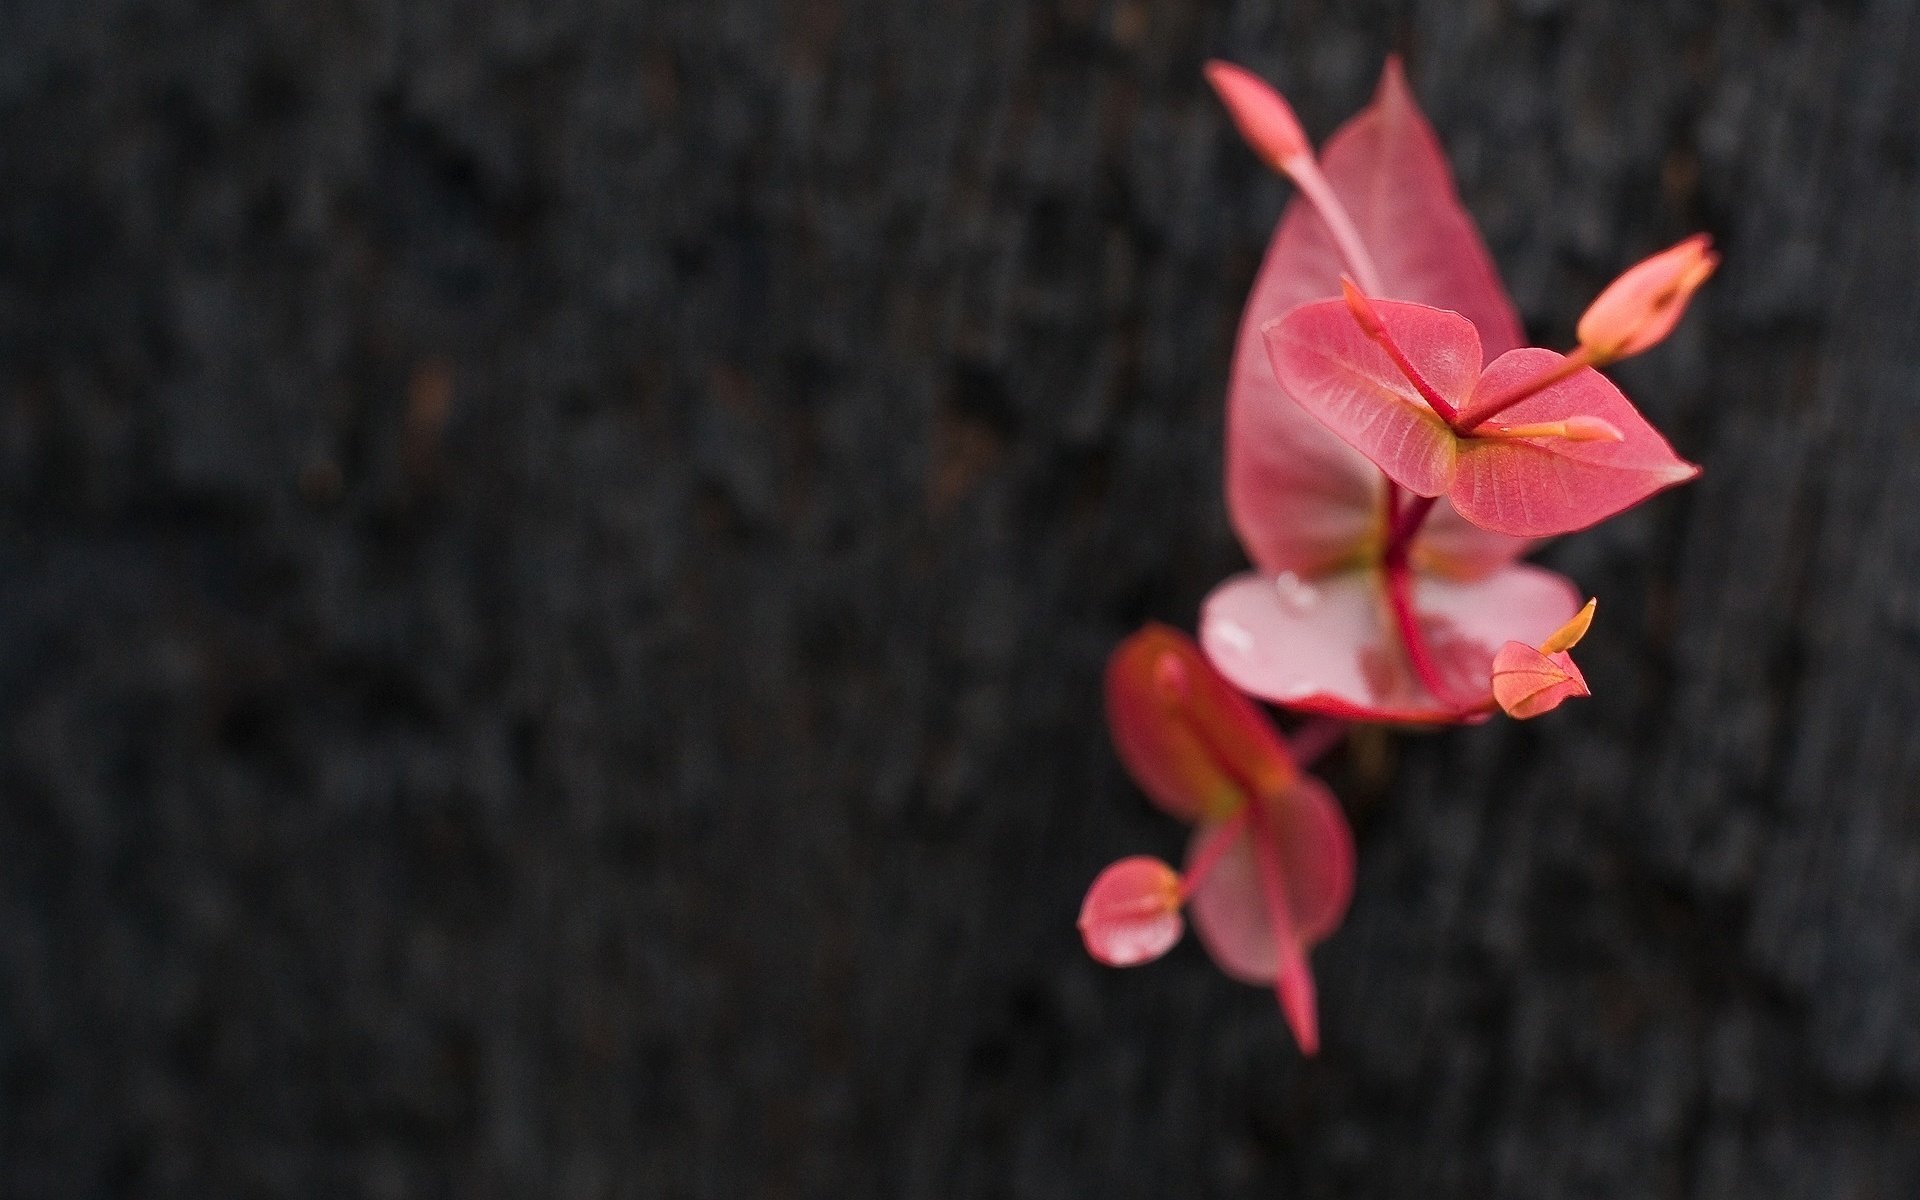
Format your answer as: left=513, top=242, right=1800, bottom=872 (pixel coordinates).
left=1576, top=234, right=1718, bottom=363
left=1204, top=60, right=1312, bottom=175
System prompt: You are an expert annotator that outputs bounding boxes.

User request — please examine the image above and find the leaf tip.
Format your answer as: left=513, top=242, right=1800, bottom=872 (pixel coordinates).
left=1276, top=952, right=1321, bottom=1056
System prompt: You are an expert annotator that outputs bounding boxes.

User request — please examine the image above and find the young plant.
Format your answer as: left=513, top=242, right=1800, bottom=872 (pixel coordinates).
left=1198, top=57, right=1709, bottom=722
left=1080, top=625, right=1354, bottom=1054
left=1081, top=58, right=1712, bottom=1046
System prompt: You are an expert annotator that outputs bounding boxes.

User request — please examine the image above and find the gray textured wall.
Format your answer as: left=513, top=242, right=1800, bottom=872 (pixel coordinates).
left=3, top=1, right=1918, bottom=1197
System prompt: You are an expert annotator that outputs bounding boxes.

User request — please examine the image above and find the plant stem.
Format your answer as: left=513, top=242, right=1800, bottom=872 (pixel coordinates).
left=1247, top=800, right=1319, bottom=1055
left=1178, top=808, right=1252, bottom=901
left=1454, top=345, right=1596, bottom=431
left=1384, top=560, right=1455, bottom=707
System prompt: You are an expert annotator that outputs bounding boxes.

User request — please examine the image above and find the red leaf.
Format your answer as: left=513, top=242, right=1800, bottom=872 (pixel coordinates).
left=1104, top=624, right=1297, bottom=823
left=1225, top=59, right=1526, bottom=577
left=1186, top=778, right=1353, bottom=1054
left=1200, top=563, right=1581, bottom=723
left=1264, top=296, right=1479, bottom=498
left=1450, top=349, right=1701, bottom=537
left=1079, top=856, right=1185, bottom=967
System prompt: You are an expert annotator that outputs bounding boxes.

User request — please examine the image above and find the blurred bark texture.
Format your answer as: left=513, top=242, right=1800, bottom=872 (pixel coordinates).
left=4, top=1, right=1920, bottom=1197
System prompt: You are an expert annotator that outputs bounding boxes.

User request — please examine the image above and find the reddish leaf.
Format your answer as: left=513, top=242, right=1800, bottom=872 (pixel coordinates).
left=1225, top=59, right=1526, bottom=577
left=1186, top=779, right=1353, bottom=1055
left=1079, top=856, right=1185, bottom=967
left=1105, top=624, right=1296, bottom=823
left=1264, top=297, right=1479, bottom=497
left=1450, top=349, right=1701, bottom=537
left=1200, top=563, right=1580, bottom=723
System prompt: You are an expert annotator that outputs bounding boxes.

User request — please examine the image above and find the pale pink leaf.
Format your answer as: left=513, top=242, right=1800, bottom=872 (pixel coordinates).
left=1201, top=564, right=1581, bottom=723
left=1184, top=777, right=1353, bottom=988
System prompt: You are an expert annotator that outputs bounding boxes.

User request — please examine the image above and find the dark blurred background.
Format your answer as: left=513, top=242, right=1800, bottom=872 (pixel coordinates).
left=3, top=0, right=1919, bottom=1196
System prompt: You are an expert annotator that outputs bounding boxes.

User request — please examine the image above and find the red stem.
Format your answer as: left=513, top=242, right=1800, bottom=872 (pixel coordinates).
left=1178, top=808, right=1251, bottom=901
left=1385, top=494, right=1437, bottom=561
left=1384, top=561, right=1455, bottom=708
left=1247, top=801, right=1319, bottom=1055
left=1342, top=283, right=1461, bottom=424
left=1455, top=345, right=1596, bottom=432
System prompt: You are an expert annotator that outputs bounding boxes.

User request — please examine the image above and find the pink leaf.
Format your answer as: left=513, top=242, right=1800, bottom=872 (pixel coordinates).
left=1450, top=349, right=1701, bottom=538
left=1415, top=497, right=1535, bottom=578
left=1225, top=59, right=1525, bottom=576
left=1243, top=58, right=1525, bottom=353
left=1201, top=563, right=1581, bottom=723
left=1104, top=624, right=1297, bottom=823
left=1264, top=297, right=1480, bottom=497
left=1184, top=777, right=1354, bottom=985
left=1079, top=856, right=1185, bottom=967
left=1225, top=382, right=1382, bottom=577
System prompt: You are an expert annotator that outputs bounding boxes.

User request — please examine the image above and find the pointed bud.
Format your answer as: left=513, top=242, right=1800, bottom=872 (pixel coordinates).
left=1079, top=856, right=1185, bottom=967
left=1204, top=60, right=1313, bottom=175
left=1577, top=234, right=1718, bottom=363
left=1556, top=416, right=1626, bottom=443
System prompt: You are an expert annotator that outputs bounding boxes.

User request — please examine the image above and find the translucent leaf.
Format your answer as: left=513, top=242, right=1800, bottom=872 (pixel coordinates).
left=1264, top=297, right=1479, bottom=496
left=1201, top=563, right=1581, bottom=722
left=1105, top=624, right=1296, bottom=822
left=1451, top=349, right=1700, bottom=537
